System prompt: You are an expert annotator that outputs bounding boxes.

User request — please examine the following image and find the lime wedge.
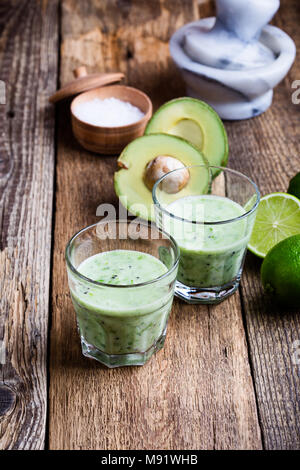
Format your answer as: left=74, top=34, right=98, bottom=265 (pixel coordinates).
left=248, top=192, right=300, bottom=258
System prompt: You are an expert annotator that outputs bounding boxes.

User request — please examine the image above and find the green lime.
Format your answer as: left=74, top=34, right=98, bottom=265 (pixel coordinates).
left=248, top=192, right=300, bottom=258
left=288, top=172, right=300, bottom=199
left=261, top=234, right=300, bottom=308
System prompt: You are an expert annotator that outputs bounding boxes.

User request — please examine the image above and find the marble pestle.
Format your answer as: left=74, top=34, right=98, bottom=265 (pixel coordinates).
left=169, top=0, right=296, bottom=120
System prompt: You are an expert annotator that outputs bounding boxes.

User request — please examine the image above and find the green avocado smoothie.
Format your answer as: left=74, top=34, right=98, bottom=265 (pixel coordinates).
left=164, top=195, right=249, bottom=287
left=69, top=250, right=175, bottom=364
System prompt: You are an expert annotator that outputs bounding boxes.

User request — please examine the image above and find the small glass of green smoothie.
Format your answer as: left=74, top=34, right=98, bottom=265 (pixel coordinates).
left=66, top=220, right=179, bottom=367
left=153, top=165, right=260, bottom=304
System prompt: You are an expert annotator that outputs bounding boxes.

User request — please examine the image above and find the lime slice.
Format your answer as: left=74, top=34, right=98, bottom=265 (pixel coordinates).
left=248, top=192, right=300, bottom=258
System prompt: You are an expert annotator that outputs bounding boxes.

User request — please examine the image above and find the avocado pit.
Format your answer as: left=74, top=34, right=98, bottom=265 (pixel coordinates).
left=144, top=155, right=190, bottom=194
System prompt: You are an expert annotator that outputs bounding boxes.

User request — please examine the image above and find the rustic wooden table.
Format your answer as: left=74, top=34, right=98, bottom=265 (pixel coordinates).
left=0, top=0, right=299, bottom=450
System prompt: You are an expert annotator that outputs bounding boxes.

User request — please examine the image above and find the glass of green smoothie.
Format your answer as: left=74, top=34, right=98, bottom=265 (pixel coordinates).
left=66, top=220, right=179, bottom=367
left=153, top=165, right=260, bottom=304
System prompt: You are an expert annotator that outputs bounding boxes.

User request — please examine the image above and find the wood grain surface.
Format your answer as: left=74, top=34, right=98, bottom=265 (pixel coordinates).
left=226, top=0, right=300, bottom=450
left=1, top=0, right=298, bottom=451
left=0, top=0, right=58, bottom=449
left=48, top=0, right=261, bottom=450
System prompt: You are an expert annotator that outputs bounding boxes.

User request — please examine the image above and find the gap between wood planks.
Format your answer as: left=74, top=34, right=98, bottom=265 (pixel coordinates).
left=44, top=0, right=63, bottom=452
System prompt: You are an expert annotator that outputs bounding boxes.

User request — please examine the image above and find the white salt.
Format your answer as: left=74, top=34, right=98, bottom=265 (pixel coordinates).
left=74, top=97, right=145, bottom=127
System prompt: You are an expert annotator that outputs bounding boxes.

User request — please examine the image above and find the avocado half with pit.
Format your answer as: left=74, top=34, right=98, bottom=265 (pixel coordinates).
left=145, top=98, right=228, bottom=172
left=114, top=133, right=209, bottom=221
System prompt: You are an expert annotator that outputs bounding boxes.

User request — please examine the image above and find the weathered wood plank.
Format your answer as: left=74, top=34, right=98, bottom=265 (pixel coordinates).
left=0, top=0, right=58, bottom=449
left=198, top=0, right=215, bottom=17
left=225, top=0, right=300, bottom=450
left=49, top=0, right=261, bottom=450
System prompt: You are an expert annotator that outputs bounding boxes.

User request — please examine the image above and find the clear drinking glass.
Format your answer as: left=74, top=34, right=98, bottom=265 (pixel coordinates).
left=153, top=166, right=260, bottom=304
left=65, top=220, right=179, bottom=367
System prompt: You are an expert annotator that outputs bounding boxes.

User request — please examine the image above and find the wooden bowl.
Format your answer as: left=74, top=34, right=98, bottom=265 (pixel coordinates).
left=70, top=85, right=152, bottom=155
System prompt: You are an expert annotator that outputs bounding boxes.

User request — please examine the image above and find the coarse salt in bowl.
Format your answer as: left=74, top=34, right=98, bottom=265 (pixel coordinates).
left=70, top=85, right=152, bottom=155
left=73, top=97, right=145, bottom=127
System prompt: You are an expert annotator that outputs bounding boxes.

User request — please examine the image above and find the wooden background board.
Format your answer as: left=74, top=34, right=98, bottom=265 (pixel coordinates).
left=0, top=0, right=298, bottom=451
left=49, top=0, right=261, bottom=450
left=226, top=0, right=300, bottom=449
left=0, top=0, right=58, bottom=449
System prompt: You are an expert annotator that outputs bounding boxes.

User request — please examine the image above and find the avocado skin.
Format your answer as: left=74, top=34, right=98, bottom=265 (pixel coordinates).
left=114, top=133, right=209, bottom=221
left=145, top=97, right=229, bottom=174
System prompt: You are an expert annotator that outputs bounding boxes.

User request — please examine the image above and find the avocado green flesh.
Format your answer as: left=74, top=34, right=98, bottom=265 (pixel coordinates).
left=168, top=118, right=203, bottom=149
left=145, top=98, right=228, bottom=170
left=114, top=134, right=209, bottom=221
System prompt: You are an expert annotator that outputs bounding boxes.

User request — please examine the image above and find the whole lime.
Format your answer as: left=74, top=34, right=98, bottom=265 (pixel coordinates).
left=261, top=234, right=300, bottom=308
left=288, top=172, right=300, bottom=200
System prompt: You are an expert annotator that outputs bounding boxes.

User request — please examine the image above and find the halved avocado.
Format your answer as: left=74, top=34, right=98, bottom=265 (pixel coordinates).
left=114, top=133, right=208, bottom=221
left=145, top=98, right=228, bottom=171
